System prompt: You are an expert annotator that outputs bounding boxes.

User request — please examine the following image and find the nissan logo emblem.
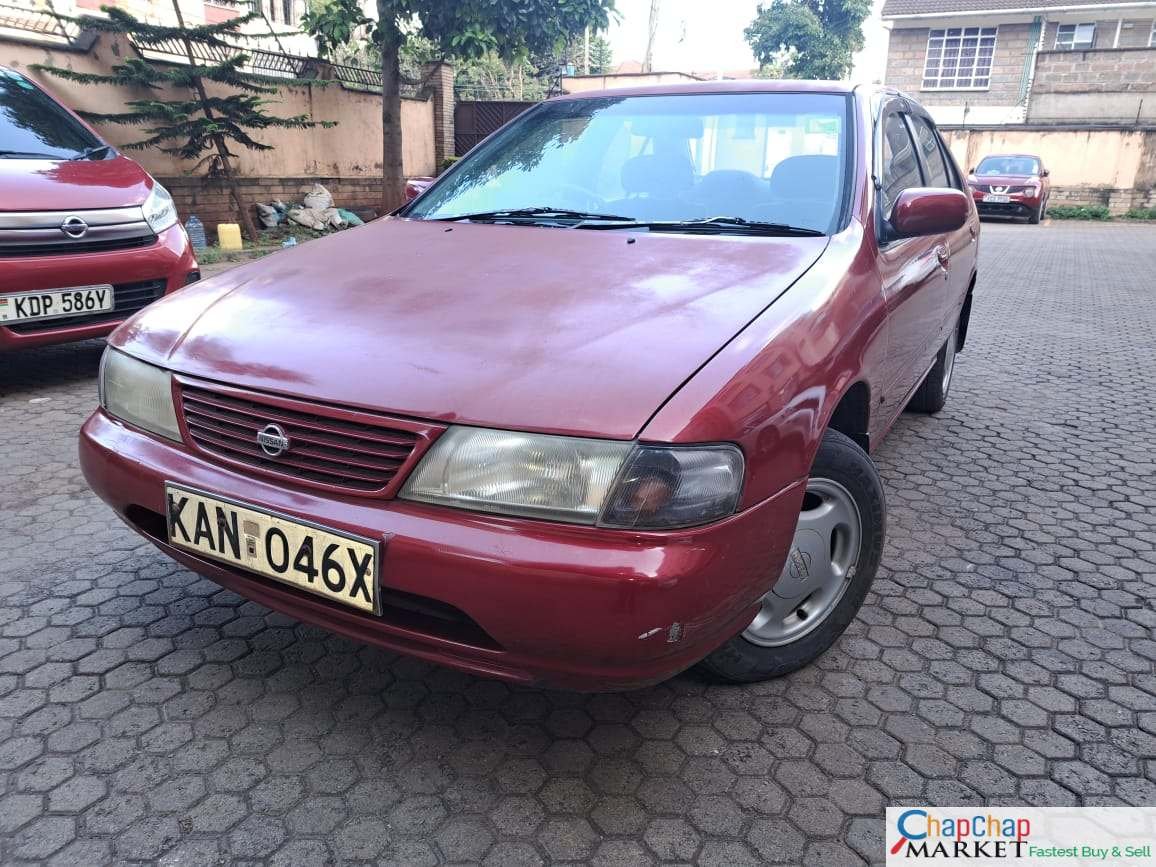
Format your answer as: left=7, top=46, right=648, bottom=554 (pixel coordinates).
left=60, top=215, right=89, bottom=239
left=256, top=423, right=291, bottom=457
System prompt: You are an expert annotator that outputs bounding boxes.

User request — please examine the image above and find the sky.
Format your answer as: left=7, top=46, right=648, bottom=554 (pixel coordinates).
left=602, top=0, right=889, bottom=83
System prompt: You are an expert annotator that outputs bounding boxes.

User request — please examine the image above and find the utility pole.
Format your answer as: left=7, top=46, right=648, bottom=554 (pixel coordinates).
left=643, top=0, right=659, bottom=73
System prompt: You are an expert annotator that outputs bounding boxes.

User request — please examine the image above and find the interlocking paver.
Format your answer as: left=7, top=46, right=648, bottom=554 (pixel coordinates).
left=1, top=222, right=1154, bottom=864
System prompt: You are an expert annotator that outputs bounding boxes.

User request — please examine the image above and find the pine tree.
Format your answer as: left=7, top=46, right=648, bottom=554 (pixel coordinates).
left=36, top=3, right=334, bottom=240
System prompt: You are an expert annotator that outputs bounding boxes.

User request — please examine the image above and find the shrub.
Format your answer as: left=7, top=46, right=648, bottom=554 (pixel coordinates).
left=1046, top=204, right=1111, bottom=221
left=1123, top=206, right=1156, bottom=220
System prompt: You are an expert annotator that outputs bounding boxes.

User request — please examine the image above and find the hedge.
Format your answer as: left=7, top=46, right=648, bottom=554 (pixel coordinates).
left=1045, top=205, right=1111, bottom=221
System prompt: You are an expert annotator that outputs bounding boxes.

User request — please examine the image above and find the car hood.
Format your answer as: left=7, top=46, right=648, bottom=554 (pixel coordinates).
left=115, top=218, right=828, bottom=439
left=0, top=154, right=152, bottom=211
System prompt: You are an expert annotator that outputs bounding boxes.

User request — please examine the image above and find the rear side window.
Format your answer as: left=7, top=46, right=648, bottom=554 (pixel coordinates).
left=0, top=70, right=100, bottom=160
left=880, top=113, right=921, bottom=216
left=911, top=116, right=951, bottom=188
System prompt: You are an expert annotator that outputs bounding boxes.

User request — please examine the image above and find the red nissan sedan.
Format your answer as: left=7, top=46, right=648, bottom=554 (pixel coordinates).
left=1, top=67, right=198, bottom=352
left=81, top=82, right=978, bottom=690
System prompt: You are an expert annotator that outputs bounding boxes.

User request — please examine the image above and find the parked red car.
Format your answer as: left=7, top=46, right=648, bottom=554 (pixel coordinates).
left=967, top=153, right=1050, bottom=223
left=81, top=82, right=978, bottom=690
left=1, top=66, right=198, bottom=352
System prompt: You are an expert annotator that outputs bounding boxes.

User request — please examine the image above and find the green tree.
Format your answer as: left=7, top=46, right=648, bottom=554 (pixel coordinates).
left=454, top=53, right=548, bottom=101
left=36, top=2, right=332, bottom=240
left=304, top=0, right=616, bottom=209
left=744, top=0, right=870, bottom=80
left=589, top=33, right=614, bottom=74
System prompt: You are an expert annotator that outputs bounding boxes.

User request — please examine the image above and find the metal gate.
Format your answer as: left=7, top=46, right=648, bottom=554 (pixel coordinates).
left=454, top=101, right=535, bottom=156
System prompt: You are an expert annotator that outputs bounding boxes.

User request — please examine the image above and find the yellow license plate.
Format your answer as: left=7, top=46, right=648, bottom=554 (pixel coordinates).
left=164, top=483, right=380, bottom=614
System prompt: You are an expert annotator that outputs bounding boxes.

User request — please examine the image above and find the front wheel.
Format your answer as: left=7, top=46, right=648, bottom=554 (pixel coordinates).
left=698, top=429, right=886, bottom=683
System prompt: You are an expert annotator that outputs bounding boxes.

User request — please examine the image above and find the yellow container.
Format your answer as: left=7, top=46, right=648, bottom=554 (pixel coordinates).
left=217, top=222, right=243, bottom=251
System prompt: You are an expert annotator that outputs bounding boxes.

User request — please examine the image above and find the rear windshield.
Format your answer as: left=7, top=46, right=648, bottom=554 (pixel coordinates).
left=408, top=91, right=852, bottom=234
left=976, top=156, right=1039, bottom=176
left=1, top=69, right=101, bottom=160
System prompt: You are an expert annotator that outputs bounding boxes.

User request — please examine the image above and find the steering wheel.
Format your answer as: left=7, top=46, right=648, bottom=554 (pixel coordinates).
left=550, top=182, right=607, bottom=212
left=753, top=198, right=832, bottom=225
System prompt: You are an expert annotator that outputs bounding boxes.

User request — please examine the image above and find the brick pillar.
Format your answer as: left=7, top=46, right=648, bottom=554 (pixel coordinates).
left=423, top=61, right=455, bottom=171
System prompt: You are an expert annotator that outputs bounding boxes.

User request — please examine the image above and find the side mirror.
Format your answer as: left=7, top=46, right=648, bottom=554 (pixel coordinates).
left=890, top=188, right=970, bottom=238
left=1039, top=168, right=1049, bottom=177
left=404, top=177, right=435, bottom=202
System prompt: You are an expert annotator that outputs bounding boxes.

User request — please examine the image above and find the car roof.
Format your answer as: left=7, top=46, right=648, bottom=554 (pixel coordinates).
left=552, top=79, right=859, bottom=101
left=980, top=153, right=1043, bottom=159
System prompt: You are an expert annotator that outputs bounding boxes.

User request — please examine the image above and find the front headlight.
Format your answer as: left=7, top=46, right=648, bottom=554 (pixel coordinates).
left=99, top=348, right=181, bottom=441
left=400, top=426, right=744, bottom=529
left=142, top=182, right=178, bottom=234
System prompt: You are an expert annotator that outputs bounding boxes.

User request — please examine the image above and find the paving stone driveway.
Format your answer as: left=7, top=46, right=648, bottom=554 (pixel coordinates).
left=2, top=221, right=1155, bottom=866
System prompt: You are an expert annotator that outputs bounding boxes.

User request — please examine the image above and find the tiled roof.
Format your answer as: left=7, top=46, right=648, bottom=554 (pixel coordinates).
left=883, top=0, right=1154, bottom=16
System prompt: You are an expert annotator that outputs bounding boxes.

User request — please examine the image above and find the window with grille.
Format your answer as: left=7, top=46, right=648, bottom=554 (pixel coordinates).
left=1055, top=23, right=1095, bottom=49
left=922, top=27, right=997, bottom=90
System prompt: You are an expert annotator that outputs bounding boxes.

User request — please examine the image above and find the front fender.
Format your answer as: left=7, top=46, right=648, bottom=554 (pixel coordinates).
left=639, top=221, right=888, bottom=508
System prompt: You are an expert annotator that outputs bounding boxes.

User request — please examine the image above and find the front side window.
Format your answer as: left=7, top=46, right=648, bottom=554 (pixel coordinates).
left=880, top=113, right=922, bottom=217
left=408, top=92, right=852, bottom=234
left=922, top=27, right=997, bottom=90
left=0, top=69, right=101, bottom=160
left=1055, top=23, right=1095, bottom=49
left=910, top=116, right=951, bottom=188
left=976, top=156, right=1040, bottom=176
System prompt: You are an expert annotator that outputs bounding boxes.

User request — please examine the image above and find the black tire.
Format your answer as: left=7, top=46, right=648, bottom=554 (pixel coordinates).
left=1028, top=202, right=1042, bottom=224
left=906, top=326, right=957, bottom=414
left=697, top=429, right=886, bottom=684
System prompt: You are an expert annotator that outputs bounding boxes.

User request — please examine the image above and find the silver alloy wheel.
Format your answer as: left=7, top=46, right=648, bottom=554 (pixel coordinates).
left=743, top=477, right=863, bottom=647
left=942, top=327, right=957, bottom=393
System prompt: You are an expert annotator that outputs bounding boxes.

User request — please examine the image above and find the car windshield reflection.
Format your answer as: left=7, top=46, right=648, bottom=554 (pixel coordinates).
left=407, top=92, right=851, bottom=236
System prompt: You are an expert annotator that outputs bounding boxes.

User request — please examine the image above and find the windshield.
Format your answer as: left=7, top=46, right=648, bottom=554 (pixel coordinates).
left=0, top=69, right=102, bottom=160
left=408, top=92, right=851, bottom=234
left=976, top=156, right=1039, bottom=177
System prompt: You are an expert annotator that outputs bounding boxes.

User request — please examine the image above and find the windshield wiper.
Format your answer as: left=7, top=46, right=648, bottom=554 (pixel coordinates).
left=70, top=144, right=113, bottom=160
left=0, top=149, right=64, bottom=159
left=576, top=216, right=826, bottom=237
left=431, top=206, right=635, bottom=223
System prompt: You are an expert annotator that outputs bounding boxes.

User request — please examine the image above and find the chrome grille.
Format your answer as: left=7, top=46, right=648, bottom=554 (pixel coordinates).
left=178, top=383, right=425, bottom=495
left=971, top=184, right=1028, bottom=195
left=0, top=207, right=156, bottom=257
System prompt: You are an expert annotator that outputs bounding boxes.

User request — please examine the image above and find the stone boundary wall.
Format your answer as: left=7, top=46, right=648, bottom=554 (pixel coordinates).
left=941, top=126, right=1156, bottom=214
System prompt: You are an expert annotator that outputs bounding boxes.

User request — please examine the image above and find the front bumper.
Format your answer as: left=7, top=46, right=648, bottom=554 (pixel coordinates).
left=972, top=193, right=1043, bottom=219
left=0, top=225, right=196, bottom=352
left=81, top=411, right=804, bottom=691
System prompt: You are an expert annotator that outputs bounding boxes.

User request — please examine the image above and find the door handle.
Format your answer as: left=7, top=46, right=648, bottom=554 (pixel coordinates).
left=935, top=245, right=950, bottom=272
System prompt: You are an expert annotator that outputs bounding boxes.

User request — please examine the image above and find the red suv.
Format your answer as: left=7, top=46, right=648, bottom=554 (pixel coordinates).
left=81, top=83, right=978, bottom=690
left=1, top=67, right=198, bottom=352
left=967, top=153, right=1050, bottom=223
